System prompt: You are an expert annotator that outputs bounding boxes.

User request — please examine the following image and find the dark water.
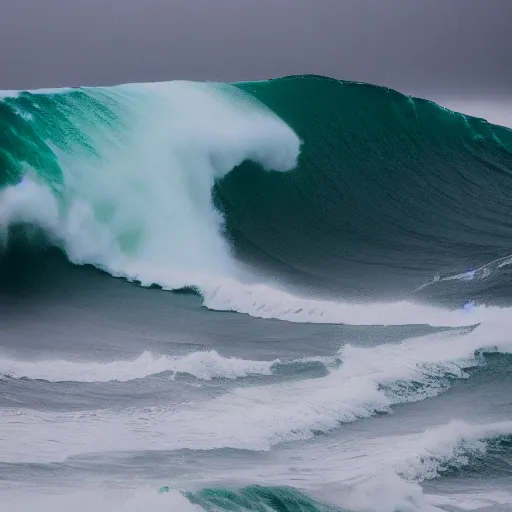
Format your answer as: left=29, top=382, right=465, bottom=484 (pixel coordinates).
left=220, top=76, right=512, bottom=304
left=1, top=76, right=512, bottom=511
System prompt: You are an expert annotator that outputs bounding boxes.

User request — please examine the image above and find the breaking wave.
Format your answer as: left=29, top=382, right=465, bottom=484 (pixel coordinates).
left=2, top=75, right=512, bottom=325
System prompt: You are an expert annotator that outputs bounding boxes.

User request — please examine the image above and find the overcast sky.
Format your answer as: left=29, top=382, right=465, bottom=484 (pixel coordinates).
left=0, top=0, right=510, bottom=98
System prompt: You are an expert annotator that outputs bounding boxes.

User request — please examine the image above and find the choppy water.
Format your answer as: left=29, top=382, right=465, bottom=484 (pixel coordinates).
left=1, top=75, right=512, bottom=511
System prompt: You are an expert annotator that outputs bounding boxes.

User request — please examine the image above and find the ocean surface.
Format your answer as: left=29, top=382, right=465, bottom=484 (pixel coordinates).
left=1, top=74, right=512, bottom=511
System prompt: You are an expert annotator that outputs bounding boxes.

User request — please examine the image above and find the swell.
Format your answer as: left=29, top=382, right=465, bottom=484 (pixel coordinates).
left=217, top=76, right=512, bottom=302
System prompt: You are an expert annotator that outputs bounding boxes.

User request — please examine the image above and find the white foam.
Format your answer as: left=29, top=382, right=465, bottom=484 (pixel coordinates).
left=2, top=323, right=510, bottom=463
left=332, top=419, right=512, bottom=512
left=397, top=420, right=512, bottom=482
left=428, top=491, right=512, bottom=511
left=2, top=488, right=204, bottom=512
left=219, top=417, right=512, bottom=512
left=222, top=418, right=512, bottom=512
left=0, top=350, right=278, bottom=383
left=6, top=418, right=506, bottom=512
left=59, top=82, right=298, bottom=282
left=2, top=81, right=346, bottom=326
left=338, top=472, right=442, bottom=512
left=0, top=177, right=59, bottom=232
left=4, top=419, right=510, bottom=512
left=200, top=279, right=512, bottom=326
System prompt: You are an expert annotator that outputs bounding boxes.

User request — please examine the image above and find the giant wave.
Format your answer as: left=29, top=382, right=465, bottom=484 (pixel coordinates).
left=1, top=75, right=512, bottom=325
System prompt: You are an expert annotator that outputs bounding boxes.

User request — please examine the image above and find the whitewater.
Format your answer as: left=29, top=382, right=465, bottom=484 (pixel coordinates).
left=2, top=75, right=512, bottom=512
left=0, top=81, right=299, bottom=294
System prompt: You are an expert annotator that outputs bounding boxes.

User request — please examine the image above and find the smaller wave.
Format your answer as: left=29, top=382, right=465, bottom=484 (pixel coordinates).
left=396, top=420, right=512, bottom=482
left=334, top=420, right=512, bottom=512
left=0, top=350, right=280, bottom=383
left=185, top=485, right=337, bottom=512
left=3, top=321, right=511, bottom=464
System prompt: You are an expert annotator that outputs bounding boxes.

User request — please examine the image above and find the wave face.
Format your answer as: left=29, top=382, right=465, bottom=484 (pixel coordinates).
left=1, top=75, right=512, bottom=318
left=223, top=77, right=512, bottom=303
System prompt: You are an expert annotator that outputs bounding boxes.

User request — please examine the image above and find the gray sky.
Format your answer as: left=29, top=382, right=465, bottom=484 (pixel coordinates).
left=0, top=0, right=510, bottom=97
